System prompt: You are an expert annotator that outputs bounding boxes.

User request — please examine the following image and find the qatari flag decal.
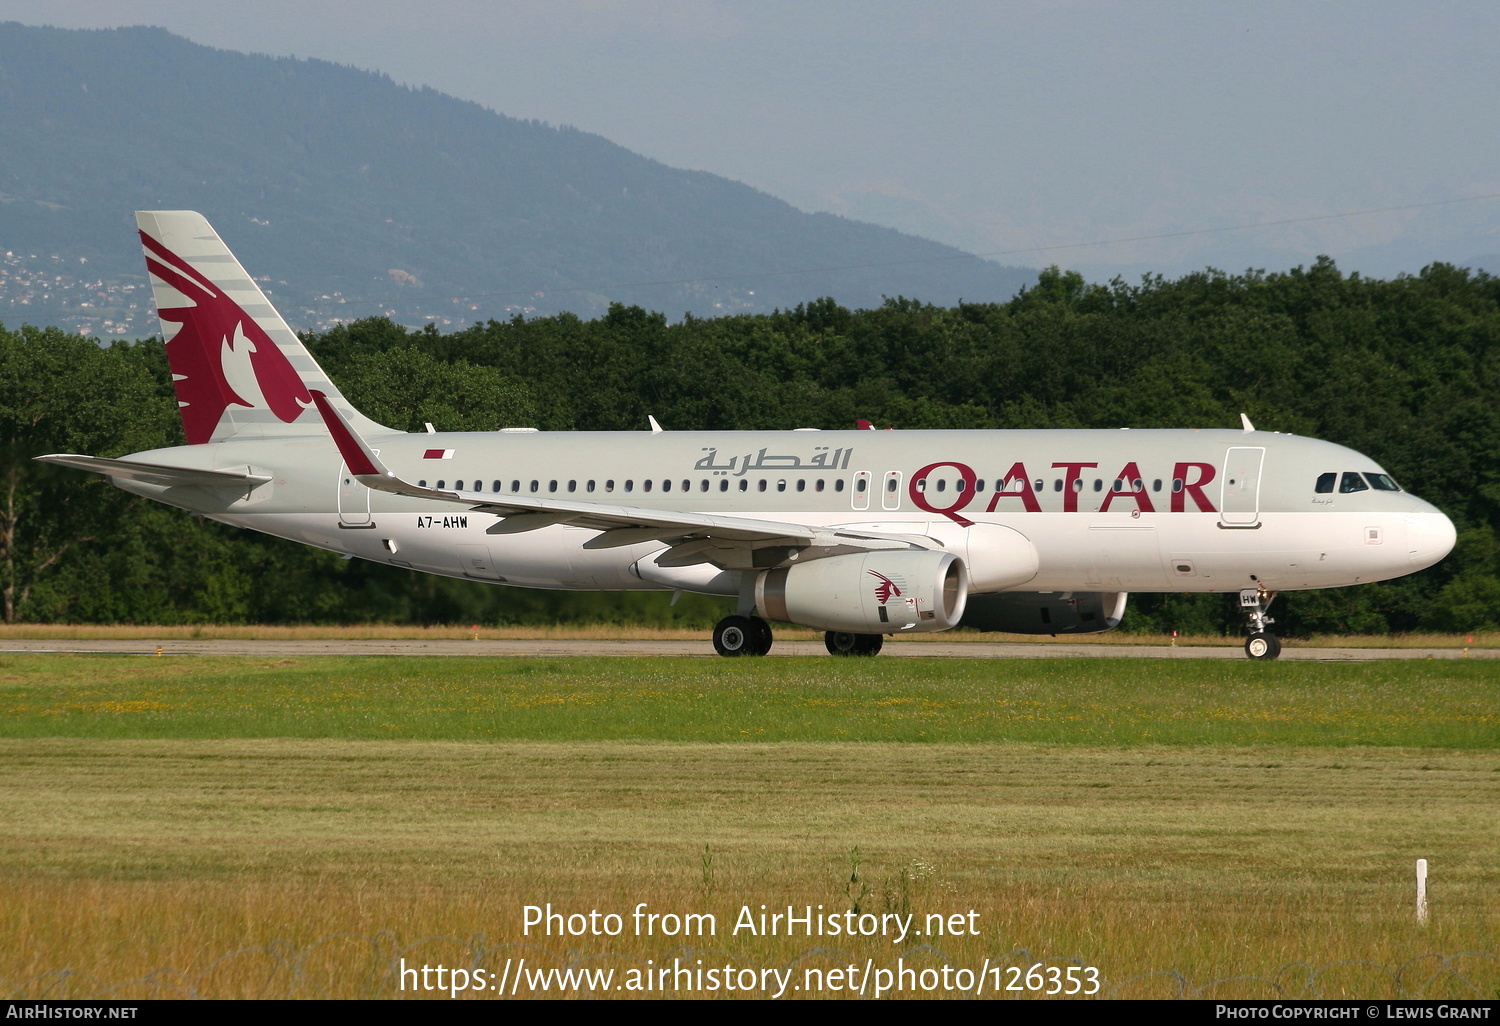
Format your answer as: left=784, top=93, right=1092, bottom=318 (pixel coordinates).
left=423, top=449, right=455, bottom=460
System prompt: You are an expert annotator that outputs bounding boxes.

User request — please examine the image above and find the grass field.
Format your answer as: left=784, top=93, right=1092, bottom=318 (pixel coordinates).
left=2, top=655, right=1497, bottom=1000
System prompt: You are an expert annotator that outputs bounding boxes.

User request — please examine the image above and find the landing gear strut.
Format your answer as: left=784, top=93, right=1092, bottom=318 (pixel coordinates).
left=824, top=631, right=884, bottom=656
left=1239, top=587, right=1280, bottom=660
left=713, top=615, right=773, bottom=657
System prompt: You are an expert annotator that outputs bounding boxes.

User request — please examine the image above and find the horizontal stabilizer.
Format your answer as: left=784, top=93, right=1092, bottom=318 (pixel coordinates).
left=34, top=454, right=272, bottom=489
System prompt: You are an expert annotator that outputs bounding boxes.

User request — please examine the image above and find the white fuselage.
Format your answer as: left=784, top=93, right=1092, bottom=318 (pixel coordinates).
left=116, top=426, right=1456, bottom=598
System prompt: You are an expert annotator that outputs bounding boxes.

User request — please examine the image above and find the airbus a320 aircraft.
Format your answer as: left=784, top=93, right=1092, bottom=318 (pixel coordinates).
left=40, top=212, right=1456, bottom=658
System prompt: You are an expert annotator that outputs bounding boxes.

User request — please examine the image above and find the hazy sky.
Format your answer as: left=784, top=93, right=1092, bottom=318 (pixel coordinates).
left=6, top=0, right=1500, bottom=277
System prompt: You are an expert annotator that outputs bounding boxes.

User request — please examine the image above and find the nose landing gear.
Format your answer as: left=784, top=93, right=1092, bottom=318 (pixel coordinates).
left=1240, top=587, right=1280, bottom=660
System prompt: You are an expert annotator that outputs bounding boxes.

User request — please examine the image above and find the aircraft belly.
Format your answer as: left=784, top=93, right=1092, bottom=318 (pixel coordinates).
left=214, top=505, right=1433, bottom=600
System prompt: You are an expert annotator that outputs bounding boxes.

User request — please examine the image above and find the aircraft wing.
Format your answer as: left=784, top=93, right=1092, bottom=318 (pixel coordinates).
left=310, top=391, right=928, bottom=568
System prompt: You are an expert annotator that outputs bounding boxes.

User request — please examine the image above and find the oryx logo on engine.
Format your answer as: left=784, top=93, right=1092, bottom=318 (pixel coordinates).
left=868, top=570, right=904, bottom=604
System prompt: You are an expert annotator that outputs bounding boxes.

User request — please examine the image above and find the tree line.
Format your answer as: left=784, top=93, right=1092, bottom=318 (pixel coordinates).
left=2, top=259, right=1497, bottom=634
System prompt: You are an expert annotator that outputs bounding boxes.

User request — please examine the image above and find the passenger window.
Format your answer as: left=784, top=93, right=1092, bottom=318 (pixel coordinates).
left=625, top=480, right=634, bottom=492
left=492, top=480, right=502, bottom=492
left=1152, top=479, right=1162, bottom=492
left=976, top=479, right=986, bottom=492
left=454, top=480, right=464, bottom=490
left=796, top=479, right=806, bottom=492
left=643, top=480, right=652, bottom=492
left=758, top=480, right=767, bottom=492
left=419, top=480, right=427, bottom=488
left=739, top=480, right=748, bottom=491
left=777, top=480, right=787, bottom=492
left=701, top=480, right=710, bottom=492
left=835, top=479, right=845, bottom=492
left=1365, top=473, right=1400, bottom=492
left=1054, top=480, right=1063, bottom=492
left=682, top=480, right=690, bottom=492
left=1172, top=479, right=1183, bottom=493
left=568, top=481, right=576, bottom=493
left=856, top=478, right=867, bottom=493
left=915, top=478, right=927, bottom=492
left=604, top=480, right=614, bottom=492
left=1315, top=472, right=1336, bottom=494
left=437, top=480, right=446, bottom=489
left=814, top=479, right=823, bottom=492
left=1340, top=472, right=1368, bottom=493
left=587, top=481, right=596, bottom=493
left=530, top=480, right=539, bottom=493
left=1093, top=479, right=1103, bottom=492
left=887, top=478, right=898, bottom=493
left=936, top=480, right=947, bottom=493
left=719, top=480, right=728, bottom=492
left=548, top=480, right=557, bottom=493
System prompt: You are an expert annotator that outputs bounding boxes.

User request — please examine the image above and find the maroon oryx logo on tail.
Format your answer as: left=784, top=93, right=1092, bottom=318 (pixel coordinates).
left=140, top=230, right=312, bottom=444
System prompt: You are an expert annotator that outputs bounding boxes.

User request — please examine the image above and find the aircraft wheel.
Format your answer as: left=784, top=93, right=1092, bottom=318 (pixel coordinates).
left=825, top=631, right=884, bottom=656
left=714, top=615, right=760, bottom=657
left=825, top=631, right=861, bottom=656
left=749, top=617, right=774, bottom=656
left=1244, top=632, right=1281, bottom=660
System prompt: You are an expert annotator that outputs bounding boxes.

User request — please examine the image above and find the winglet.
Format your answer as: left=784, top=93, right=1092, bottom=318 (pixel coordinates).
left=1240, top=412, right=1256, bottom=433
left=310, top=390, right=390, bottom=478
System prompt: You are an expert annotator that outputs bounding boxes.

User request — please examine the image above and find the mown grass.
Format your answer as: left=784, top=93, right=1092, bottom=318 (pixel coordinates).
left=2, top=654, right=1497, bottom=999
left=1, top=740, right=1497, bottom=999
left=0, top=655, right=1497, bottom=746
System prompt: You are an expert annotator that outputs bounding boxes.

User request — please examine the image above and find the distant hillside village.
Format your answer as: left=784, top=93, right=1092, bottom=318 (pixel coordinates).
left=0, top=249, right=145, bottom=337
left=0, top=246, right=550, bottom=339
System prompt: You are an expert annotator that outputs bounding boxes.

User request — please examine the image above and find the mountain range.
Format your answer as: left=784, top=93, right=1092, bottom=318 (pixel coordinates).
left=0, top=22, right=1035, bottom=337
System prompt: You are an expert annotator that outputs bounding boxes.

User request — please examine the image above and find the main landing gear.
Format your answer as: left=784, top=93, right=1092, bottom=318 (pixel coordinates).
left=713, top=615, right=773, bottom=657
left=710, top=617, right=887, bottom=657
left=823, top=631, right=884, bottom=657
left=1239, top=587, right=1281, bottom=660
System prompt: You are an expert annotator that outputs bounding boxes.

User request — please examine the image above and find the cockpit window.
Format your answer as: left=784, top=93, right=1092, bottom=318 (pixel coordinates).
left=1339, top=472, right=1369, bottom=493
left=1315, top=472, right=1336, bottom=494
left=1364, top=473, right=1401, bottom=492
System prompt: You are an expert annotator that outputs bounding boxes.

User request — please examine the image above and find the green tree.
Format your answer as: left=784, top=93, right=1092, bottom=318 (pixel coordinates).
left=0, top=327, right=172, bottom=622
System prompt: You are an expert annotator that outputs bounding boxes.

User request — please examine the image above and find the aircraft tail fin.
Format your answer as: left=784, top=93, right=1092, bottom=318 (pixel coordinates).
left=136, top=210, right=388, bottom=444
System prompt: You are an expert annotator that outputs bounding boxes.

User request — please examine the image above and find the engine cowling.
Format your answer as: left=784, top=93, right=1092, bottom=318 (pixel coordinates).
left=755, top=550, right=968, bottom=634
left=960, top=591, right=1127, bottom=635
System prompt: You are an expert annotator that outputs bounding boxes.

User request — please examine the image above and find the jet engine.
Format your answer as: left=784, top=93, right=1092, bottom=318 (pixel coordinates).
left=960, top=591, right=1127, bottom=635
left=755, top=550, right=968, bottom=634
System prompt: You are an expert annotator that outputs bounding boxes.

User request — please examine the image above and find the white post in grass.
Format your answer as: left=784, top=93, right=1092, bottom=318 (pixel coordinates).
left=1416, top=859, right=1429, bottom=926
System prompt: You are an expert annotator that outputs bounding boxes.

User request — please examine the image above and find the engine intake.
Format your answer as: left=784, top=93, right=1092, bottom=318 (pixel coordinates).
left=756, top=550, right=968, bottom=633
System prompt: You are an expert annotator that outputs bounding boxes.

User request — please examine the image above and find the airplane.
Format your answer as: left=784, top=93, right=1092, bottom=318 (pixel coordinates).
left=38, top=211, right=1456, bottom=659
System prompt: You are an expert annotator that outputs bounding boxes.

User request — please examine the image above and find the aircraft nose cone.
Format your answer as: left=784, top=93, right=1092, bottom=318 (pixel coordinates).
left=1408, top=511, right=1457, bottom=569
